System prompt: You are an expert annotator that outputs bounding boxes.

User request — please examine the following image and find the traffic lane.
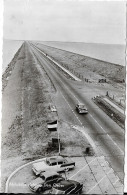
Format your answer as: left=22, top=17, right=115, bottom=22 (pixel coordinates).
left=61, top=79, right=125, bottom=151
left=76, top=88, right=124, bottom=134
left=31, top=47, right=124, bottom=157
left=59, top=86, right=124, bottom=157
left=30, top=46, right=82, bottom=128
left=52, top=91, right=81, bottom=126
left=30, top=45, right=124, bottom=181
left=65, top=78, right=125, bottom=134
left=33, top=41, right=125, bottom=102
left=73, top=91, right=125, bottom=151
left=56, top=90, right=124, bottom=182
left=30, top=45, right=124, bottom=153
left=44, top=53, right=124, bottom=153
left=59, top=90, right=124, bottom=175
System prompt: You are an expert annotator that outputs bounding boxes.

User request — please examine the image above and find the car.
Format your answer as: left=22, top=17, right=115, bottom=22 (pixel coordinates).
left=76, top=103, right=88, bottom=114
left=50, top=105, right=57, bottom=112
left=32, top=156, right=75, bottom=175
left=50, top=179, right=83, bottom=194
left=29, top=171, right=64, bottom=193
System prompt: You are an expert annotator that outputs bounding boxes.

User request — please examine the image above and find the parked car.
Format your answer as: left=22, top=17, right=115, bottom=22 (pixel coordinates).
left=29, top=171, right=64, bottom=193
left=32, top=156, right=75, bottom=175
left=50, top=105, right=57, bottom=112
left=50, top=179, right=83, bottom=194
left=76, top=103, right=88, bottom=114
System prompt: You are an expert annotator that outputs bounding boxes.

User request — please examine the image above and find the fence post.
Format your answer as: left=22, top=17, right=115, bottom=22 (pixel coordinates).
left=106, top=91, right=109, bottom=96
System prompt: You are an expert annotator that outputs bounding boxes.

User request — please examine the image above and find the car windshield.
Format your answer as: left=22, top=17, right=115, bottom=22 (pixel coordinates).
left=41, top=175, right=45, bottom=181
left=46, top=159, right=50, bottom=165
left=78, top=104, right=86, bottom=109
left=51, top=188, right=65, bottom=194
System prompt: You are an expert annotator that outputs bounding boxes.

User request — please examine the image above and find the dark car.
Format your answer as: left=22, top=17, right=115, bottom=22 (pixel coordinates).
left=76, top=103, right=88, bottom=114
left=29, top=171, right=64, bottom=193
left=50, top=179, right=83, bottom=194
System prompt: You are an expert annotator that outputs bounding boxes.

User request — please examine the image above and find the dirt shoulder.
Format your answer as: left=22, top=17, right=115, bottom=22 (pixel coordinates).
left=2, top=43, right=25, bottom=191
left=1, top=42, right=94, bottom=192
left=34, top=42, right=125, bottom=83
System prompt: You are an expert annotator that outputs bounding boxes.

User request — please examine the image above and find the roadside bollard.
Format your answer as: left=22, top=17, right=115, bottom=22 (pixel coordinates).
left=85, top=147, right=90, bottom=155
left=106, top=91, right=109, bottom=96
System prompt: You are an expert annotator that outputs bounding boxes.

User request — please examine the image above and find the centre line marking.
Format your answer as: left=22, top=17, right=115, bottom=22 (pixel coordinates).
left=60, top=82, right=124, bottom=155
left=31, top=43, right=124, bottom=155
left=60, top=92, right=96, bottom=149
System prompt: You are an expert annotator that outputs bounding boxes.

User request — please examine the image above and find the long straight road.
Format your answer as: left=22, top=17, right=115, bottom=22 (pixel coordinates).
left=28, top=41, right=125, bottom=183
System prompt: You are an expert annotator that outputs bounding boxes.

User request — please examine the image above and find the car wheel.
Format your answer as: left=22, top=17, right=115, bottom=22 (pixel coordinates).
left=37, top=187, right=42, bottom=193
left=65, top=168, right=69, bottom=172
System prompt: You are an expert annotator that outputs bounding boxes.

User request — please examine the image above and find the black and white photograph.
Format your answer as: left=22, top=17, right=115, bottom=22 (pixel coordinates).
left=1, top=0, right=126, bottom=194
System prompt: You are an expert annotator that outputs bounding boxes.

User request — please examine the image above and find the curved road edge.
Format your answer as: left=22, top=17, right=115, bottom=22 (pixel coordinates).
left=5, top=157, right=46, bottom=193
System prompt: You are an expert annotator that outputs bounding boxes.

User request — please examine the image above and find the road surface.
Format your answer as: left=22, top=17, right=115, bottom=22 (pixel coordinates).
left=28, top=42, right=125, bottom=183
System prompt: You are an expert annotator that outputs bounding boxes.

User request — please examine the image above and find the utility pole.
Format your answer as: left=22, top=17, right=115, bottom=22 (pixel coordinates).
left=57, top=120, right=61, bottom=155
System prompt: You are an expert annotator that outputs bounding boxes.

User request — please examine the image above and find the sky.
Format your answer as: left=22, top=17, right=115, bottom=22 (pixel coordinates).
left=3, top=0, right=126, bottom=44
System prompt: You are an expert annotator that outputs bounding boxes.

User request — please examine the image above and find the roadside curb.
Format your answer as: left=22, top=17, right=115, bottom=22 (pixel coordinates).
left=30, top=43, right=81, bottom=82
left=5, top=157, right=46, bottom=193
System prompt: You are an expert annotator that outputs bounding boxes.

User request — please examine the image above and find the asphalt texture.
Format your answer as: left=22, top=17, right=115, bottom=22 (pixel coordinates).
left=28, top=42, right=125, bottom=183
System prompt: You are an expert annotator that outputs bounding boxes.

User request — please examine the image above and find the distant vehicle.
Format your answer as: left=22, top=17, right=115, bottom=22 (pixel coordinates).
left=32, top=156, right=75, bottom=175
left=29, top=171, right=64, bottom=193
left=50, top=179, right=83, bottom=194
left=76, top=103, right=88, bottom=114
left=50, top=105, right=57, bottom=112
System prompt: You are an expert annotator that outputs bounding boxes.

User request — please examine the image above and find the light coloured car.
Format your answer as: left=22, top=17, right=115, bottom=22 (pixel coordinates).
left=32, top=156, right=75, bottom=175
left=76, top=103, right=88, bottom=114
left=50, top=105, right=57, bottom=112
left=29, top=171, right=64, bottom=193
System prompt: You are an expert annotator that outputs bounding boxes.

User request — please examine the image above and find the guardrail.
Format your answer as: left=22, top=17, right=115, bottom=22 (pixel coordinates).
left=29, top=43, right=81, bottom=82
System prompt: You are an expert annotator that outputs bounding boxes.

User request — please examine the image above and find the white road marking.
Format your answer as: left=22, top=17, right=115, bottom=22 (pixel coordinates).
left=89, top=113, right=124, bottom=155
left=60, top=92, right=96, bottom=149
left=69, top=157, right=97, bottom=179
left=30, top=43, right=81, bottom=81
left=87, top=169, right=113, bottom=194
left=31, top=42, right=124, bottom=155
left=60, top=92, right=82, bottom=126
left=113, top=178, right=119, bottom=186
left=60, top=81, right=124, bottom=155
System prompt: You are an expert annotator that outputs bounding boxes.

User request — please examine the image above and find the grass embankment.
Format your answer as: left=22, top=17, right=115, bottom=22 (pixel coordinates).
left=2, top=42, right=93, bottom=160
left=2, top=41, right=93, bottom=192
left=34, top=43, right=125, bottom=83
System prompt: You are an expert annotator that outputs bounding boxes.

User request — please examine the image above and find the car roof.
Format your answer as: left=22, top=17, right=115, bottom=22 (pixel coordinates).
left=77, top=103, right=85, bottom=106
left=41, top=171, right=59, bottom=178
left=46, top=156, right=64, bottom=163
left=53, top=180, right=79, bottom=191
